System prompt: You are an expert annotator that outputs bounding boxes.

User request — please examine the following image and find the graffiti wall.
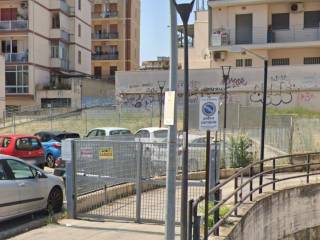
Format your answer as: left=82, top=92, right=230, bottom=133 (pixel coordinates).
left=116, top=65, right=320, bottom=110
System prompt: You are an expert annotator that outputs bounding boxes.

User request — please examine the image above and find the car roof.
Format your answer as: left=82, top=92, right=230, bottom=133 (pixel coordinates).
left=136, top=127, right=168, bottom=133
left=90, top=127, right=131, bottom=132
left=0, top=134, right=39, bottom=139
left=35, top=131, right=79, bottom=136
left=0, top=154, right=24, bottom=161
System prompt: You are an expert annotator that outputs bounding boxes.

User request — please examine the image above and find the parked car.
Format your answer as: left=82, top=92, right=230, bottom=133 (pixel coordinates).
left=0, top=135, right=45, bottom=169
left=34, top=131, right=80, bottom=168
left=0, top=155, right=64, bottom=222
left=86, top=127, right=133, bottom=138
left=135, top=128, right=168, bottom=176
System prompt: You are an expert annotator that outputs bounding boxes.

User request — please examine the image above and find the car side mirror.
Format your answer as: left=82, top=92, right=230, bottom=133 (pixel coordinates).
left=35, top=171, right=43, bottom=178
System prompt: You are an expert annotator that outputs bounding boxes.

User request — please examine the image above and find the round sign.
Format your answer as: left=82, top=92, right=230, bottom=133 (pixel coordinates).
left=202, top=102, right=216, bottom=117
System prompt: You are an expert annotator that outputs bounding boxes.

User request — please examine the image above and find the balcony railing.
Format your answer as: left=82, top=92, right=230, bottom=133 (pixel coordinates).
left=0, top=20, right=28, bottom=31
left=211, top=25, right=320, bottom=47
left=92, top=32, right=119, bottom=40
left=94, top=75, right=115, bottom=81
left=5, top=52, right=28, bottom=63
left=92, top=11, right=118, bottom=19
left=92, top=53, right=119, bottom=60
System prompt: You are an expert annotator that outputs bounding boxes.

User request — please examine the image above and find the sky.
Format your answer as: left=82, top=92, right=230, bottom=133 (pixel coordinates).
left=140, top=0, right=196, bottom=63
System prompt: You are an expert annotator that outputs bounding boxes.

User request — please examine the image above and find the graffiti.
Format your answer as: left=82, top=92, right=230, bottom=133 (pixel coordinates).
left=299, top=92, right=314, bottom=102
left=227, top=77, right=248, bottom=89
left=250, top=74, right=294, bottom=106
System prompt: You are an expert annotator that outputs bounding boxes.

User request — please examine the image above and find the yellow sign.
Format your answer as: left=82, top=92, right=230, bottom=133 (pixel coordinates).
left=99, top=147, right=113, bottom=160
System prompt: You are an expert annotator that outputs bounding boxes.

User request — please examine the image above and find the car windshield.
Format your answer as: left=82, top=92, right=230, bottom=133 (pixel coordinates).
left=54, top=133, right=80, bottom=142
left=153, top=130, right=168, bottom=139
left=110, top=130, right=132, bottom=136
left=16, top=138, right=41, bottom=151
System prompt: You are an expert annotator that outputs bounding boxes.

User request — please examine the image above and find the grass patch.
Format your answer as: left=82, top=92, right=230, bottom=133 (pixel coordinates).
left=268, top=107, right=320, bottom=118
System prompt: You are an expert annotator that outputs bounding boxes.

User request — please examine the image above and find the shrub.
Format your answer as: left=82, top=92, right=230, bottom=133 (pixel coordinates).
left=199, top=202, right=230, bottom=228
left=229, top=135, right=253, bottom=168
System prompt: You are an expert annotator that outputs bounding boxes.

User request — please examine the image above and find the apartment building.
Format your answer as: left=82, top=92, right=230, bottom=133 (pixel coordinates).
left=208, top=0, right=320, bottom=68
left=92, top=0, right=140, bottom=81
left=0, top=0, right=92, bottom=111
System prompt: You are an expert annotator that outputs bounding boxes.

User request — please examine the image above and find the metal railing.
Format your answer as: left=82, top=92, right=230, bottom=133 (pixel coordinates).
left=0, top=20, right=28, bottom=31
left=92, top=32, right=119, bottom=40
left=92, top=11, right=118, bottom=19
left=189, top=152, right=320, bottom=240
left=92, top=53, right=119, bottom=60
left=211, top=25, right=320, bottom=47
left=5, top=52, right=28, bottom=63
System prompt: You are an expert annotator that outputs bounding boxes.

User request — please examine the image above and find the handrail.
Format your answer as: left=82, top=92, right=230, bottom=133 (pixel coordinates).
left=190, top=152, right=320, bottom=240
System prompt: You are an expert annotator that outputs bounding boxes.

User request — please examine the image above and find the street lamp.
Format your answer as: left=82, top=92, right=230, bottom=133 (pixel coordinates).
left=158, top=80, right=166, bottom=128
left=221, top=66, right=231, bottom=168
left=172, top=1, right=195, bottom=240
left=231, top=46, right=268, bottom=194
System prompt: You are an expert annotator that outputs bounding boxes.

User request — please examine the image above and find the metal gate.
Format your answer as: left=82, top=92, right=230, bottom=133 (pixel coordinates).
left=66, top=139, right=209, bottom=223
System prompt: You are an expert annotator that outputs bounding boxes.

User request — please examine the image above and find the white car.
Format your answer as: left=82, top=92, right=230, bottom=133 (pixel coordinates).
left=85, top=127, right=133, bottom=138
left=135, top=127, right=168, bottom=143
left=0, top=155, right=64, bottom=222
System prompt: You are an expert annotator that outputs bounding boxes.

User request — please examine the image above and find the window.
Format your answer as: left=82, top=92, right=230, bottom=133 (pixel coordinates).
left=52, top=13, right=60, bottom=29
left=272, top=58, right=290, bottom=66
left=135, top=130, right=150, bottom=138
left=304, top=11, right=320, bottom=28
left=16, top=138, right=41, bottom=151
left=5, top=65, right=28, bottom=94
left=154, top=130, right=168, bottom=139
left=1, top=137, right=11, bottom=148
left=304, top=57, right=320, bottom=65
left=97, top=130, right=106, bottom=137
left=87, top=130, right=97, bottom=138
left=236, top=59, right=243, bottom=67
left=6, top=160, right=34, bottom=179
left=272, top=13, right=290, bottom=30
left=94, top=67, right=102, bottom=78
left=236, top=59, right=252, bottom=67
left=78, top=24, right=81, bottom=37
left=0, top=162, right=8, bottom=180
left=245, top=59, right=252, bottom=67
left=78, top=51, right=81, bottom=64
left=78, top=0, right=81, bottom=10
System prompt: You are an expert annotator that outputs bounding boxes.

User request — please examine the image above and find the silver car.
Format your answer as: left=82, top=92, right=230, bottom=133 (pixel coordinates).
left=0, top=155, right=64, bottom=222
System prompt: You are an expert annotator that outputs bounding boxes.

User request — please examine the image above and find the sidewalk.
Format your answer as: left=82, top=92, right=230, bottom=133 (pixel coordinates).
left=10, top=219, right=180, bottom=240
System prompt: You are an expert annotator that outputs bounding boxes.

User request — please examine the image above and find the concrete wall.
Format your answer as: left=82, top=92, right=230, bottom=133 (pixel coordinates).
left=227, top=183, right=320, bottom=240
left=116, top=65, right=320, bottom=111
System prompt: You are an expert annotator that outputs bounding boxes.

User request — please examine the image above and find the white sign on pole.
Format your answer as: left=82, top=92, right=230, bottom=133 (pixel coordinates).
left=199, top=96, right=219, bottom=131
left=164, top=91, right=175, bottom=126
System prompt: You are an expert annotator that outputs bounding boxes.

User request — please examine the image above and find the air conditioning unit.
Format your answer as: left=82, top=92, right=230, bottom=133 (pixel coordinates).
left=290, top=3, right=304, bottom=13
left=21, top=1, right=28, bottom=9
left=213, top=51, right=227, bottom=61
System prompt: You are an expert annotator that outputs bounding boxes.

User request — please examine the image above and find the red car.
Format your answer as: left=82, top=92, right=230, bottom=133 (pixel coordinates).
left=0, top=135, right=45, bottom=169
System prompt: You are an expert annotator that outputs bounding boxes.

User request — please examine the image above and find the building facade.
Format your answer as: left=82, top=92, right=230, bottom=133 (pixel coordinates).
left=0, top=0, right=92, bottom=111
left=208, top=0, right=320, bottom=68
left=91, top=0, right=140, bottom=81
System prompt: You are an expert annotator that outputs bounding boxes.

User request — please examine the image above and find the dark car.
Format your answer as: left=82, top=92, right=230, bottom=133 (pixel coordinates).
left=34, top=131, right=80, bottom=168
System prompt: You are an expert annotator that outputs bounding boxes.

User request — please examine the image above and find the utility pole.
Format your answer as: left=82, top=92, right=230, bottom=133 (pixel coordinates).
left=165, top=1, right=178, bottom=239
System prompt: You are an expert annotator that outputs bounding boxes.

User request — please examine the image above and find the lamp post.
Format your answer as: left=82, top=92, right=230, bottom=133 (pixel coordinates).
left=221, top=66, right=231, bottom=168
left=231, top=46, right=268, bottom=193
left=172, top=1, right=195, bottom=240
left=158, top=80, right=166, bottom=128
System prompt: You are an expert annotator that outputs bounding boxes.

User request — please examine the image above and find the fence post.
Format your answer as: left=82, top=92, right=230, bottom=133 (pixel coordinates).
left=12, top=113, right=15, bottom=134
left=273, top=158, right=276, bottom=190
left=234, top=176, right=238, bottom=216
left=135, top=142, right=143, bottom=223
left=288, top=117, right=294, bottom=164
left=250, top=166, right=253, bottom=201
left=193, top=205, right=201, bottom=240
left=188, top=199, right=194, bottom=240
left=66, top=140, right=77, bottom=219
left=307, top=154, right=310, bottom=184
left=214, top=189, right=221, bottom=236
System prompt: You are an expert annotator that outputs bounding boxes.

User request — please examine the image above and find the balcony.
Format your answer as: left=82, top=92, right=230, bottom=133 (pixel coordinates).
left=50, top=58, right=70, bottom=70
left=0, top=20, right=28, bottom=31
left=50, top=29, right=70, bottom=42
left=92, top=32, right=119, bottom=40
left=94, top=75, right=115, bottom=82
left=92, top=11, right=118, bottom=19
left=211, top=25, right=320, bottom=48
left=50, top=0, right=71, bottom=14
left=5, top=52, right=28, bottom=63
left=92, top=53, right=119, bottom=60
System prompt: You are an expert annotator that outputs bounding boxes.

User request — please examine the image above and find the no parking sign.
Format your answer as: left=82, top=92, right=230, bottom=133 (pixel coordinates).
left=199, top=96, right=219, bottom=131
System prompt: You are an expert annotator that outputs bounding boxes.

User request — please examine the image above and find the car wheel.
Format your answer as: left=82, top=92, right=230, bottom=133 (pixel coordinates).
left=47, top=154, right=55, bottom=168
left=47, top=187, right=63, bottom=213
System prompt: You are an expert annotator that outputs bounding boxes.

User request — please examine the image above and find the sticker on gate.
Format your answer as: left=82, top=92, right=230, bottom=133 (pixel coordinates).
left=99, top=147, right=113, bottom=160
left=80, top=148, right=94, bottom=159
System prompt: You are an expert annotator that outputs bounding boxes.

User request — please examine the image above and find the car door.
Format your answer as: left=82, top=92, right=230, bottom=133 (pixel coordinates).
left=6, top=159, right=47, bottom=213
left=0, top=160, right=20, bottom=221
